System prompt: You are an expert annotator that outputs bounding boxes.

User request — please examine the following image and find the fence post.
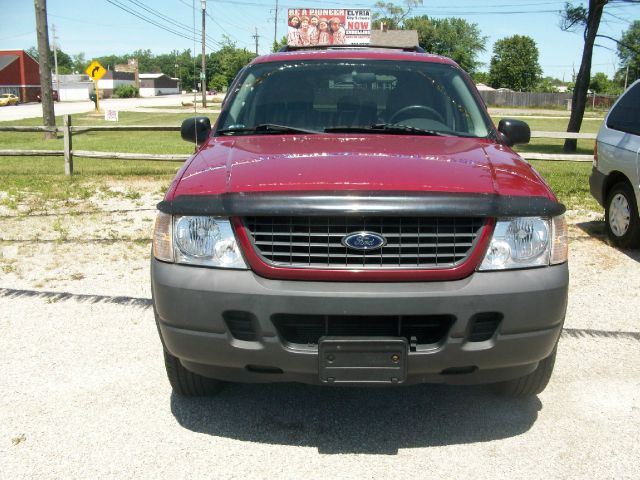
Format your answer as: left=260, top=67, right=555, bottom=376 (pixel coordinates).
left=63, top=114, right=73, bottom=176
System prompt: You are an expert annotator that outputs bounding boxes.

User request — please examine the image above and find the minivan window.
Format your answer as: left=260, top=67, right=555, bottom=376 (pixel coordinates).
left=217, top=60, right=491, bottom=138
left=607, top=82, right=640, bottom=136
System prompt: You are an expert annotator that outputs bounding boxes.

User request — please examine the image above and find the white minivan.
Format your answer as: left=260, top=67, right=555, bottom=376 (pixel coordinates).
left=590, top=79, right=640, bottom=248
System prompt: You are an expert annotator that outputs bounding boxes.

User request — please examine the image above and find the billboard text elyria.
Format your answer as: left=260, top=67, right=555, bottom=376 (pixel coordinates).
left=287, top=8, right=371, bottom=47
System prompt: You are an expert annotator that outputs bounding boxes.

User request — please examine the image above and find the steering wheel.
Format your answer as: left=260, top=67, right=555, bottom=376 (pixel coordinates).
left=389, top=105, right=445, bottom=125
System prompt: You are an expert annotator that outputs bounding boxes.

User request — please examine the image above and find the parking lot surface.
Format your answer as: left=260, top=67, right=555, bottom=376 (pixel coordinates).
left=1, top=186, right=639, bottom=478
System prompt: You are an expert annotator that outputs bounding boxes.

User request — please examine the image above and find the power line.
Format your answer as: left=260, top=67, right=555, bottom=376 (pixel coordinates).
left=105, top=0, right=219, bottom=49
left=125, top=0, right=209, bottom=36
left=177, top=0, right=253, bottom=47
left=126, top=0, right=224, bottom=47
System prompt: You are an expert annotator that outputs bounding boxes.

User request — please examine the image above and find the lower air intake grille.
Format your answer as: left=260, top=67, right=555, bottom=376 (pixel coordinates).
left=271, top=314, right=454, bottom=347
left=468, top=312, right=502, bottom=342
left=224, top=311, right=258, bottom=341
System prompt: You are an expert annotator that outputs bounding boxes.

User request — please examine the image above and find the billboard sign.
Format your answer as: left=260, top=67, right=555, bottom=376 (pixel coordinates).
left=286, top=9, right=371, bottom=47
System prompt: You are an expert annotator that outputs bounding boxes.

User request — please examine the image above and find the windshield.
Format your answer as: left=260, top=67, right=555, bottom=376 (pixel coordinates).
left=217, top=59, right=491, bottom=137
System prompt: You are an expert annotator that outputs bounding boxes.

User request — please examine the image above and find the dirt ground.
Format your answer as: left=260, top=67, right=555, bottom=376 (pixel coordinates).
left=1, top=179, right=639, bottom=478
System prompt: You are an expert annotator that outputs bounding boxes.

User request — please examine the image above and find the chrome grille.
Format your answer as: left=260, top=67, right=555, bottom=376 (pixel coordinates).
left=243, top=216, right=486, bottom=269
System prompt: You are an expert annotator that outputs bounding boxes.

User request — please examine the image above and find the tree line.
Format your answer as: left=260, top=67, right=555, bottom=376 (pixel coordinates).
left=27, top=36, right=256, bottom=93
left=371, top=1, right=639, bottom=95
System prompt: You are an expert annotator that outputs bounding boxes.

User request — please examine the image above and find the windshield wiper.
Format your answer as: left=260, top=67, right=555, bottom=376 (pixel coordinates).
left=217, top=123, right=320, bottom=135
left=325, top=123, right=450, bottom=136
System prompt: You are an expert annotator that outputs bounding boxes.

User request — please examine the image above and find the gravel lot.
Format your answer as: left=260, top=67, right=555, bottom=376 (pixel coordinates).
left=1, top=180, right=639, bottom=478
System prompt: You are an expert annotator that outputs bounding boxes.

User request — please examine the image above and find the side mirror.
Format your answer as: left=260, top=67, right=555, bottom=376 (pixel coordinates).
left=498, top=118, right=530, bottom=146
left=181, top=116, right=211, bottom=145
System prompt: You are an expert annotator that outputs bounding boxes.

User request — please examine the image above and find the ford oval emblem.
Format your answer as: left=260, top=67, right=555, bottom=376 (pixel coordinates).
left=342, top=232, right=387, bottom=251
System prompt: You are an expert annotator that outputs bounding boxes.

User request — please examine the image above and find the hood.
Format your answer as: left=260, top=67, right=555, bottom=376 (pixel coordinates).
left=169, top=134, right=553, bottom=200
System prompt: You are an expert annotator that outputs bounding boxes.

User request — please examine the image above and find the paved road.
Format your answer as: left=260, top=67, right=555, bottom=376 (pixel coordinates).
left=0, top=94, right=217, bottom=121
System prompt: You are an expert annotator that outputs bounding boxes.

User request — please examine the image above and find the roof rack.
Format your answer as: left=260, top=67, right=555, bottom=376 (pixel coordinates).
left=278, top=44, right=425, bottom=53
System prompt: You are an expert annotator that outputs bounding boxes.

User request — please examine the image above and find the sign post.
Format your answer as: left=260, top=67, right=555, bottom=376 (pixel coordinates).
left=85, top=60, right=107, bottom=112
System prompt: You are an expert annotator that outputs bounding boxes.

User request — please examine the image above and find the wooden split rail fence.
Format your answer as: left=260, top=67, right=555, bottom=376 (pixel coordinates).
left=0, top=114, right=595, bottom=175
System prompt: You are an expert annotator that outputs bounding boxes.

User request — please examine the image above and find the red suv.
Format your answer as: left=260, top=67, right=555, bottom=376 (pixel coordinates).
left=151, top=46, right=568, bottom=397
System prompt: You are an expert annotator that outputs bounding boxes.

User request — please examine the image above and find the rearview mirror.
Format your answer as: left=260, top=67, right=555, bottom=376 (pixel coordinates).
left=498, top=118, right=530, bottom=146
left=181, top=116, right=211, bottom=145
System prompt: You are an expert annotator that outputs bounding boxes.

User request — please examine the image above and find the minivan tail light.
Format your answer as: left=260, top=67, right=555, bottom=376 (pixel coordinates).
left=593, top=141, right=598, bottom=168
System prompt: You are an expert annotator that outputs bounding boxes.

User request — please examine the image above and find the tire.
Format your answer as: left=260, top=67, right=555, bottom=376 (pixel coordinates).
left=492, top=347, right=557, bottom=398
left=605, top=181, right=640, bottom=249
left=163, top=349, right=224, bottom=396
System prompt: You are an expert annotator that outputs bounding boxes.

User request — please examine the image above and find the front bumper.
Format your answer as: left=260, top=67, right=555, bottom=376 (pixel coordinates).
left=151, top=259, right=568, bottom=385
left=590, top=167, right=606, bottom=207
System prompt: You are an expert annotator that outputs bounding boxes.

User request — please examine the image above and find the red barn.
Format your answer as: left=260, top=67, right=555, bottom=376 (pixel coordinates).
left=0, top=50, right=41, bottom=102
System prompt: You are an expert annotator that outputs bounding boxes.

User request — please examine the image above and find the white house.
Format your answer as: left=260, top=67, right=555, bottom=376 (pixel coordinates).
left=97, top=71, right=136, bottom=98
left=139, top=73, right=180, bottom=97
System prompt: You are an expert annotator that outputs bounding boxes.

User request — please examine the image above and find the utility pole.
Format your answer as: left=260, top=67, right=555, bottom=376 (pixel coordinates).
left=51, top=23, right=60, bottom=94
left=624, top=65, right=629, bottom=90
left=252, top=27, right=260, bottom=56
left=201, top=0, right=206, bottom=108
left=273, top=0, right=278, bottom=47
left=34, top=0, right=56, bottom=139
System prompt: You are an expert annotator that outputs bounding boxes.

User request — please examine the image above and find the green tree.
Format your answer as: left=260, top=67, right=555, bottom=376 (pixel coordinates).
left=372, top=0, right=423, bottom=30
left=26, top=45, right=73, bottom=73
left=272, top=35, right=287, bottom=53
left=216, top=37, right=256, bottom=87
left=489, top=35, right=542, bottom=91
left=209, top=74, right=227, bottom=91
left=589, top=72, right=611, bottom=93
left=534, top=77, right=562, bottom=93
left=404, top=16, right=486, bottom=73
left=54, top=48, right=73, bottom=74
left=472, top=71, right=490, bottom=84
left=617, top=20, right=640, bottom=85
left=71, top=53, right=86, bottom=73
left=26, top=46, right=39, bottom=60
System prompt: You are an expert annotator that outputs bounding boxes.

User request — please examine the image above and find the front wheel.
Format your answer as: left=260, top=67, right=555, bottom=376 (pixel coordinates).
left=492, top=347, right=557, bottom=398
left=605, top=181, right=640, bottom=249
left=163, top=349, right=225, bottom=396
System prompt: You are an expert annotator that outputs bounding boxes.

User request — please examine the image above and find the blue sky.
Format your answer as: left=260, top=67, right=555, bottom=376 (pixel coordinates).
left=1, top=0, right=638, bottom=79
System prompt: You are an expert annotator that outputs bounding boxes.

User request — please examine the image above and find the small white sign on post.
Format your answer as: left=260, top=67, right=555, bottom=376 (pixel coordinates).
left=104, top=109, right=119, bottom=122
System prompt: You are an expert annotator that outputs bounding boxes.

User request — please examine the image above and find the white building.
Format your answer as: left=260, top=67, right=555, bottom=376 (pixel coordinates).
left=55, top=74, right=94, bottom=101
left=97, top=71, right=136, bottom=98
left=139, top=73, right=180, bottom=97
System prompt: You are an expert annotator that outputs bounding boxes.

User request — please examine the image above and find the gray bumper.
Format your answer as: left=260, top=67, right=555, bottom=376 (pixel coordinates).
left=590, top=167, right=606, bottom=207
left=151, top=259, right=568, bottom=385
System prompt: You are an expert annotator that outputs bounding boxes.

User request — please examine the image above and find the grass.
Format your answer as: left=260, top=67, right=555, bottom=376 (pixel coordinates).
left=530, top=160, right=599, bottom=211
left=0, top=109, right=600, bottom=212
left=0, top=111, right=207, bottom=209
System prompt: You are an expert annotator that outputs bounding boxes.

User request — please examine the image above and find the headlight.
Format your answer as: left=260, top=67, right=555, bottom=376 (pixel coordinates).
left=152, top=213, right=247, bottom=269
left=479, top=216, right=567, bottom=270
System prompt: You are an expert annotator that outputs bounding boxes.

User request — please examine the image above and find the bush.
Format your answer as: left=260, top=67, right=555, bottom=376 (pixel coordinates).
left=208, top=74, right=227, bottom=92
left=113, top=84, right=139, bottom=98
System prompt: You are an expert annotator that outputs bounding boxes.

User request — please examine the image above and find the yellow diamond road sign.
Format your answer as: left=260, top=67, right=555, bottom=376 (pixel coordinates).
left=85, top=60, right=106, bottom=81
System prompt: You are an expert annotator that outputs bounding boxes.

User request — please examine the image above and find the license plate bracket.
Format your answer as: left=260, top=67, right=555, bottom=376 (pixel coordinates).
left=318, top=336, right=407, bottom=384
